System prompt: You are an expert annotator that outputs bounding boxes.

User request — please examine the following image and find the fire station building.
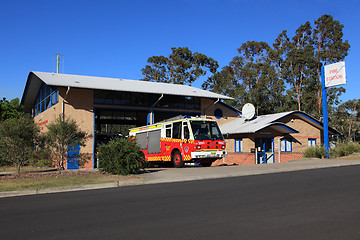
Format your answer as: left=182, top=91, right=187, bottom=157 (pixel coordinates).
left=21, top=71, right=237, bottom=169
left=21, top=71, right=337, bottom=169
left=217, top=111, right=338, bottom=166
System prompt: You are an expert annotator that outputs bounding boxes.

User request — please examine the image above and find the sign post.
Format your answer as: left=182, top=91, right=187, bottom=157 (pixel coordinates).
left=322, top=61, right=346, bottom=158
left=321, top=66, right=330, bottom=158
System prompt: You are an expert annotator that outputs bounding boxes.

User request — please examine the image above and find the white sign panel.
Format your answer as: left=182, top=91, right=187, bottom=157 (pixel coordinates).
left=324, top=61, right=346, bottom=88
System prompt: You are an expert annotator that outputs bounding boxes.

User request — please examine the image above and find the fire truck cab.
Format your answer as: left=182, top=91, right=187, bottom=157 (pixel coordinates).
left=129, top=116, right=227, bottom=167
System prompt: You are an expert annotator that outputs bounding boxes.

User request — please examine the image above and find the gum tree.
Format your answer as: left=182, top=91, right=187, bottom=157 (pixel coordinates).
left=142, top=47, right=219, bottom=85
left=313, top=14, right=350, bottom=116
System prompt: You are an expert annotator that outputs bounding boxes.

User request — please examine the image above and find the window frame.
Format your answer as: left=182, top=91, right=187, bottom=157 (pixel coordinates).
left=234, top=139, right=243, bottom=153
left=308, top=138, right=317, bottom=147
left=280, top=138, right=292, bottom=152
left=32, top=83, right=59, bottom=117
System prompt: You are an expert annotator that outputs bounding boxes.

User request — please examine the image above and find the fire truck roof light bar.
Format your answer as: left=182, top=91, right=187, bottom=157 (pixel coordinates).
left=157, top=115, right=205, bottom=123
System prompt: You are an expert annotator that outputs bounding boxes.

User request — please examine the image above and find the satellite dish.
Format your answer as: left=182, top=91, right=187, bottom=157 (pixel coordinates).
left=242, top=103, right=255, bottom=120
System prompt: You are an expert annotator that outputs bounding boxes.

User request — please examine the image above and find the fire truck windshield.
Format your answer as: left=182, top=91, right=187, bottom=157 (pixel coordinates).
left=190, top=120, right=224, bottom=141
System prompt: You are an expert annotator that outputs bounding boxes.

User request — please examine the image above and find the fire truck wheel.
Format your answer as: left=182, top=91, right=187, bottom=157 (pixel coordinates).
left=172, top=150, right=184, bottom=168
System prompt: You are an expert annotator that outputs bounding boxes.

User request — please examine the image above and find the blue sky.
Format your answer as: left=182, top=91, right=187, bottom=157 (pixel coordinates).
left=1, top=0, right=359, bottom=104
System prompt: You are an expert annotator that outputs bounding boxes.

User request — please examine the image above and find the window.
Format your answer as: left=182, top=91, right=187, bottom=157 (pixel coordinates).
left=281, top=138, right=292, bottom=152
left=32, top=83, right=59, bottom=117
left=172, top=122, right=182, bottom=139
left=214, top=108, right=223, bottom=119
left=190, top=120, right=223, bottom=140
left=183, top=122, right=190, bottom=139
left=165, top=124, right=172, bottom=138
left=94, top=90, right=148, bottom=106
left=157, top=95, right=200, bottom=110
left=234, top=139, right=242, bottom=152
left=308, top=138, right=317, bottom=147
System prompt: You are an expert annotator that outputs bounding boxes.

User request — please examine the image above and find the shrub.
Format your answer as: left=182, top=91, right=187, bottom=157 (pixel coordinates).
left=330, top=142, right=360, bottom=158
left=0, top=117, right=39, bottom=173
left=29, top=148, right=53, bottom=167
left=303, top=146, right=327, bottom=159
left=98, top=137, right=144, bottom=175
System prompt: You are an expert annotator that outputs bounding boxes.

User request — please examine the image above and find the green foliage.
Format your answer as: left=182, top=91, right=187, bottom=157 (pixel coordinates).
left=202, top=14, right=349, bottom=118
left=303, top=146, right=327, bottom=159
left=0, top=117, right=40, bottom=173
left=29, top=134, right=52, bottom=167
left=142, top=47, right=219, bottom=86
left=203, top=40, right=287, bottom=114
left=284, top=21, right=317, bottom=112
left=313, top=14, right=350, bottom=66
left=0, top=98, right=24, bottom=122
left=45, top=116, right=89, bottom=170
left=330, top=142, right=360, bottom=158
left=329, top=99, right=360, bottom=142
left=312, top=14, right=350, bottom=117
left=98, top=137, right=144, bottom=175
left=30, top=147, right=53, bottom=167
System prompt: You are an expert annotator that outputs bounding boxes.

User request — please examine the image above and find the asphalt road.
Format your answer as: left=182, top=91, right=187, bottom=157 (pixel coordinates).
left=1, top=165, right=360, bottom=240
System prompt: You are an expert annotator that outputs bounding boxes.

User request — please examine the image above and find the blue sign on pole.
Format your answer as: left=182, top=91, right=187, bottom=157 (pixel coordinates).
left=321, top=65, right=330, bottom=158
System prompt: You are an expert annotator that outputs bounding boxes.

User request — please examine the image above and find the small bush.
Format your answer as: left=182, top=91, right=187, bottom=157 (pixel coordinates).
left=330, top=142, right=360, bottom=158
left=303, top=146, right=327, bottom=159
left=98, top=137, right=144, bottom=175
left=29, top=148, right=53, bottom=167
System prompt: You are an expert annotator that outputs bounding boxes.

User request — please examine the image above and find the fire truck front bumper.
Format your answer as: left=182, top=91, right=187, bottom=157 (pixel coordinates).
left=191, top=150, right=227, bottom=159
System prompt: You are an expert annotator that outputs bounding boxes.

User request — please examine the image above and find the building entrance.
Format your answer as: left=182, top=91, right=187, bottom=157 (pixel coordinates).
left=93, top=108, right=201, bottom=168
left=255, top=138, right=274, bottom=164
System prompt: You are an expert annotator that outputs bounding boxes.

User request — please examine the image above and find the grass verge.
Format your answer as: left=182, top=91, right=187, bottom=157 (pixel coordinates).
left=0, top=173, right=143, bottom=192
left=0, top=166, right=55, bottom=173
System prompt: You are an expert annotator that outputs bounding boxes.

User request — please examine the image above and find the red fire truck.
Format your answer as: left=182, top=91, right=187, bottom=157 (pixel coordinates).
left=129, top=116, right=227, bottom=167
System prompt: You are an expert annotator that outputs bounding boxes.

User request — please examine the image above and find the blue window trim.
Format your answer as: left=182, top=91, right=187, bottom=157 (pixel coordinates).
left=296, top=112, right=321, bottom=126
left=281, top=138, right=292, bottom=152
left=308, top=138, right=317, bottom=146
left=274, top=124, right=297, bottom=133
left=32, top=83, right=59, bottom=117
left=234, top=139, right=242, bottom=152
left=218, top=101, right=241, bottom=115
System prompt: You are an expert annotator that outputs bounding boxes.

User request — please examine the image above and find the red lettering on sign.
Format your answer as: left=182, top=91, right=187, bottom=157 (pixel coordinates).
left=326, top=75, right=343, bottom=81
left=38, top=120, right=49, bottom=127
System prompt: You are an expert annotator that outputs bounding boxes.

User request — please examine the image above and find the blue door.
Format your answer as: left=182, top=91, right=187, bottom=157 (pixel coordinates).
left=67, top=143, right=80, bottom=169
left=255, top=138, right=274, bottom=164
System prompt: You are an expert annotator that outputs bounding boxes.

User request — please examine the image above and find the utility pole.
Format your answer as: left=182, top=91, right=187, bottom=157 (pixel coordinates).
left=56, top=54, right=60, bottom=73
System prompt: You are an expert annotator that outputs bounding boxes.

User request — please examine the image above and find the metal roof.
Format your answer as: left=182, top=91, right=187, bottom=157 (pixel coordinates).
left=21, top=71, right=233, bottom=112
left=219, top=111, right=339, bottom=135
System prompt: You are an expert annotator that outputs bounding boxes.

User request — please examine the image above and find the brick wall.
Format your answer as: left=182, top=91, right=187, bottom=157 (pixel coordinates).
left=63, top=88, right=94, bottom=169
left=201, top=99, right=240, bottom=126
left=212, top=153, right=256, bottom=166
left=276, top=152, right=303, bottom=163
left=211, top=152, right=303, bottom=166
left=279, top=115, right=322, bottom=152
left=35, top=87, right=95, bottom=169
